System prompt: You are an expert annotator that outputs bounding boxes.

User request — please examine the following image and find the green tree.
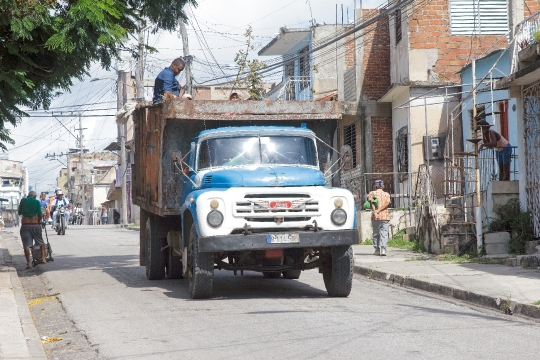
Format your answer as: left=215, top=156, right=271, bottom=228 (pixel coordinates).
left=232, top=26, right=267, bottom=100
left=0, top=0, right=196, bottom=150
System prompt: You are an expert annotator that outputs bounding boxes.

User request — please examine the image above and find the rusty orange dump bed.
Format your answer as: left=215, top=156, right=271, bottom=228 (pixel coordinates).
left=132, top=99, right=342, bottom=217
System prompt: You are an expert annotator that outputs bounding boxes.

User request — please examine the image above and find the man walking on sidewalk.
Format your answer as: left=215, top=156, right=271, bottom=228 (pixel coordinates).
left=367, top=180, right=391, bottom=256
left=18, top=191, right=46, bottom=269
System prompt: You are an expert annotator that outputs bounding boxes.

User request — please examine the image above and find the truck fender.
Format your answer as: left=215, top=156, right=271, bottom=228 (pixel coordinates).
left=181, top=205, right=199, bottom=250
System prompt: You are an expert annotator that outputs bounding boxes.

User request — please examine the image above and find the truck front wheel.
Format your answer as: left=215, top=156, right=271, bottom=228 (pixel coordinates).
left=187, top=223, right=214, bottom=299
left=322, top=245, right=353, bottom=297
left=145, top=216, right=166, bottom=280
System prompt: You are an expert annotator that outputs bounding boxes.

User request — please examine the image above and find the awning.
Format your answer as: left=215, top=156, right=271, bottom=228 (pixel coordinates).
left=106, top=180, right=122, bottom=201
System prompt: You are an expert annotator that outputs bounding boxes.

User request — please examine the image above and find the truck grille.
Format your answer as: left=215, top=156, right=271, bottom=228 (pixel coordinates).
left=234, top=194, right=320, bottom=218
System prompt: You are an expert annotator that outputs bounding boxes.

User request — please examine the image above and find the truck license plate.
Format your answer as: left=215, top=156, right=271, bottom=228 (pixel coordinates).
left=266, top=233, right=300, bottom=244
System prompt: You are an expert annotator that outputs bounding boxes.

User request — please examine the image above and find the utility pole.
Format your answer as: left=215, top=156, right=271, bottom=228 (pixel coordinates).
left=117, top=50, right=129, bottom=226
left=179, top=20, right=193, bottom=96
left=472, top=59, right=482, bottom=254
left=135, top=23, right=145, bottom=101
left=77, top=114, right=87, bottom=225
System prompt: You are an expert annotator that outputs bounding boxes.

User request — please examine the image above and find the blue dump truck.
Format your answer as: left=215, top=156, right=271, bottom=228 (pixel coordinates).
left=132, top=100, right=358, bottom=298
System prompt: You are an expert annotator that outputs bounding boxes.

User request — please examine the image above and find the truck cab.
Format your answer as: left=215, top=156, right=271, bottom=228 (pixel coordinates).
left=133, top=100, right=358, bottom=299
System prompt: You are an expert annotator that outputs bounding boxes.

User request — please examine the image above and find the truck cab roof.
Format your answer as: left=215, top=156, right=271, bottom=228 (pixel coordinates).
left=196, top=126, right=315, bottom=139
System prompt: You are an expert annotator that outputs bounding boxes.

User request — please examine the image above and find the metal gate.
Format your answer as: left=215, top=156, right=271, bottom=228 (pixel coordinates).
left=524, top=82, right=540, bottom=237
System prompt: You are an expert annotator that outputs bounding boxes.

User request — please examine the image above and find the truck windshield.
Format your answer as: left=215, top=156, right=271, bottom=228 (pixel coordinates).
left=198, top=136, right=317, bottom=169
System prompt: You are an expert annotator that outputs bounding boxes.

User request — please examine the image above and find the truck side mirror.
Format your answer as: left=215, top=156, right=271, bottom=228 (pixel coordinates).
left=170, top=150, right=183, bottom=174
left=340, top=145, right=353, bottom=171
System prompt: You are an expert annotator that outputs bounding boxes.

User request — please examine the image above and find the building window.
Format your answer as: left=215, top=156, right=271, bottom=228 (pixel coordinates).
left=470, top=104, right=486, bottom=135
left=449, top=0, right=508, bottom=35
left=396, top=126, right=408, bottom=181
left=299, top=46, right=310, bottom=91
left=498, top=100, right=509, bottom=140
left=343, top=123, right=357, bottom=168
left=395, top=2, right=402, bottom=44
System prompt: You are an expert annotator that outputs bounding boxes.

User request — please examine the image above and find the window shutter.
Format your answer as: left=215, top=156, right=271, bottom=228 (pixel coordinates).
left=450, top=0, right=508, bottom=35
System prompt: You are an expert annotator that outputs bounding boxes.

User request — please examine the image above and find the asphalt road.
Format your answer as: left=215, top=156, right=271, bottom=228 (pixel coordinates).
left=11, top=226, right=540, bottom=359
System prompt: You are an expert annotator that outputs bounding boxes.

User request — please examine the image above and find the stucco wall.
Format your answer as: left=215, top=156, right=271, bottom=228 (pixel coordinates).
left=312, top=25, right=347, bottom=99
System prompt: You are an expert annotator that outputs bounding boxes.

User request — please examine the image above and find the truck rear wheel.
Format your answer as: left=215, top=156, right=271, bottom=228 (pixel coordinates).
left=166, top=247, right=183, bottom=279
left=322, top=245, right=353, bottom=297
left=145, top=216, right=166, bottom=280
left=262, top=258, right=282, bottom=278
left=187, top=223, right=213, bottom=299
left=282, top=249, right=303, bottom=279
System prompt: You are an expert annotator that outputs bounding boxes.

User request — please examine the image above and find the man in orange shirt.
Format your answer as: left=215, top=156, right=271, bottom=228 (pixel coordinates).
left=367, top=180, right=391, bottom=256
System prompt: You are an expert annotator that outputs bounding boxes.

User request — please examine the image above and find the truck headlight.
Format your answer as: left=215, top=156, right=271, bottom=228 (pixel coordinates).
left=331, top=208, right=347, bottom=225
left=207, top=210, right=224, bottom=227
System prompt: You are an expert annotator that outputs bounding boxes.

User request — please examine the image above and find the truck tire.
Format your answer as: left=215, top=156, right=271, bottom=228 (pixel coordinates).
left=282, top=249, right=303, bottom=279
left=262, top=258, right=282, bottom=278
left=145, top=216, right=166, bottom=280
left=187, top=223, right=213, bottom=299
left=166, top=247, right=183, bottom=279
left=322, top=245, right=353, bottom=297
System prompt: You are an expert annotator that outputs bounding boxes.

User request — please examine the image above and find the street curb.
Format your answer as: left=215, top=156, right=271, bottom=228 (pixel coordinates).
left=353, top=264, right=540, bottom=320
left=0, top=232, right=47, bottom=359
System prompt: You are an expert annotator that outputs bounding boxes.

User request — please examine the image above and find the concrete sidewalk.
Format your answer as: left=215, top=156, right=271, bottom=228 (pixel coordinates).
left=0, top=230, right=47, bottom=359
left=353, top=244, right=540, bottom=319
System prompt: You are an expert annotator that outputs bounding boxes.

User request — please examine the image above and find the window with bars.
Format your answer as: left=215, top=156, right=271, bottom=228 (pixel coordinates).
left=299, top=46, right=310, bottom=91
left=396, top=126, right=408, bottom=182
left=395, top=1, right=402, bottom=44
left=343, top=123, right=357, bottom=168
left=449, top=0, right=508, bottom=35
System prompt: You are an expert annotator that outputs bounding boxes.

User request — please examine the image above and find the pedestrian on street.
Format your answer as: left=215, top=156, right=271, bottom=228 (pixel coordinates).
left=18, top=191, right=46, bottom=269
left=152, top=58, right=185, bottom=103
left=113, top=209, right=120, bottom=224
left=367, top=180, right=391, bottom=256
left=100, top=204, right=108, bottom=225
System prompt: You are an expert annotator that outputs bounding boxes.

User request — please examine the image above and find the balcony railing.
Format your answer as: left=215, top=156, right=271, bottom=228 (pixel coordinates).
left=479, top=147, right=518, bottom=192
left=511, top=10, right=540, bottom=73
left=265, top=76, right=312, bottom=101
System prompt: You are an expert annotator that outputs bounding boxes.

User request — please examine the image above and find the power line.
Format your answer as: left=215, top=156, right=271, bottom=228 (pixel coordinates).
left=198, top=0, right=418, bottom=84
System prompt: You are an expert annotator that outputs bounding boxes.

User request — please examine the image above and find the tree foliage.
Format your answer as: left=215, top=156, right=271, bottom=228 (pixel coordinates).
left=232, top=26, right=267, bottom=101
left=0, top=0, right=196, bottom=150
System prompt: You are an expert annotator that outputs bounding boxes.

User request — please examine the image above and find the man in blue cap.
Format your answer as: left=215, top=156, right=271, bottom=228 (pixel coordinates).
left=367, top=180, right=391, bottom=256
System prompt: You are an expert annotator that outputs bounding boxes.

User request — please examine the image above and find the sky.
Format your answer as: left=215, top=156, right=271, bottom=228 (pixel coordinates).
left=5, top=0, right=383, bottom=195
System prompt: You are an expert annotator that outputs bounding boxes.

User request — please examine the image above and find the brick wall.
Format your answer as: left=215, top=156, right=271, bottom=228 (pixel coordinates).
left=524, top=0, right=540, bottom=16
left=362, top=9, right=391, bottom=100
left=408, top=0, right=508, bottom=83
left=345, top=33, right=356, bottom=69
left=343, top=67, right=357, bottom=101
left=371, top=116, right=393, bottom=174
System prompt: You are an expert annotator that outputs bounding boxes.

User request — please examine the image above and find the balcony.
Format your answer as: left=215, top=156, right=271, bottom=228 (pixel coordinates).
left=265, top=76, right=313, bottom=101
left=511, top=10, right=540, bottom=73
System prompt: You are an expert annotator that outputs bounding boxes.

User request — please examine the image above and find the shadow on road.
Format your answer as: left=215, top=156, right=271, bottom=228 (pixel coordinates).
left=21, top=251, right=330, bottom=300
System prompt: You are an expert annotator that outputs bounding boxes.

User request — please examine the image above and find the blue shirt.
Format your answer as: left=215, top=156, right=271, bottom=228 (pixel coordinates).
left=153, top=67, right=179, bottom=103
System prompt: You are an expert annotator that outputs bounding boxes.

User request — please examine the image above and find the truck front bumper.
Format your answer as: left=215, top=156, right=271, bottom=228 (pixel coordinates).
left=198, top=229, right=359, bottom=253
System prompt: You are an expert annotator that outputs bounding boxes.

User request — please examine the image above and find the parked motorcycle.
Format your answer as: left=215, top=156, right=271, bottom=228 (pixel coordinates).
left=56, top=205, right=67, bottom=235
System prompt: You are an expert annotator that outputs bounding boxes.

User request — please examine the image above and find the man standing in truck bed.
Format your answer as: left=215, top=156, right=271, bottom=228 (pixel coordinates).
left=153, top=58, right=185, bottom=103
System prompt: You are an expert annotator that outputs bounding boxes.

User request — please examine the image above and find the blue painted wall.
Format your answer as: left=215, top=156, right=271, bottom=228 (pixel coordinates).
left=460, top=50, right=518, bottom=153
